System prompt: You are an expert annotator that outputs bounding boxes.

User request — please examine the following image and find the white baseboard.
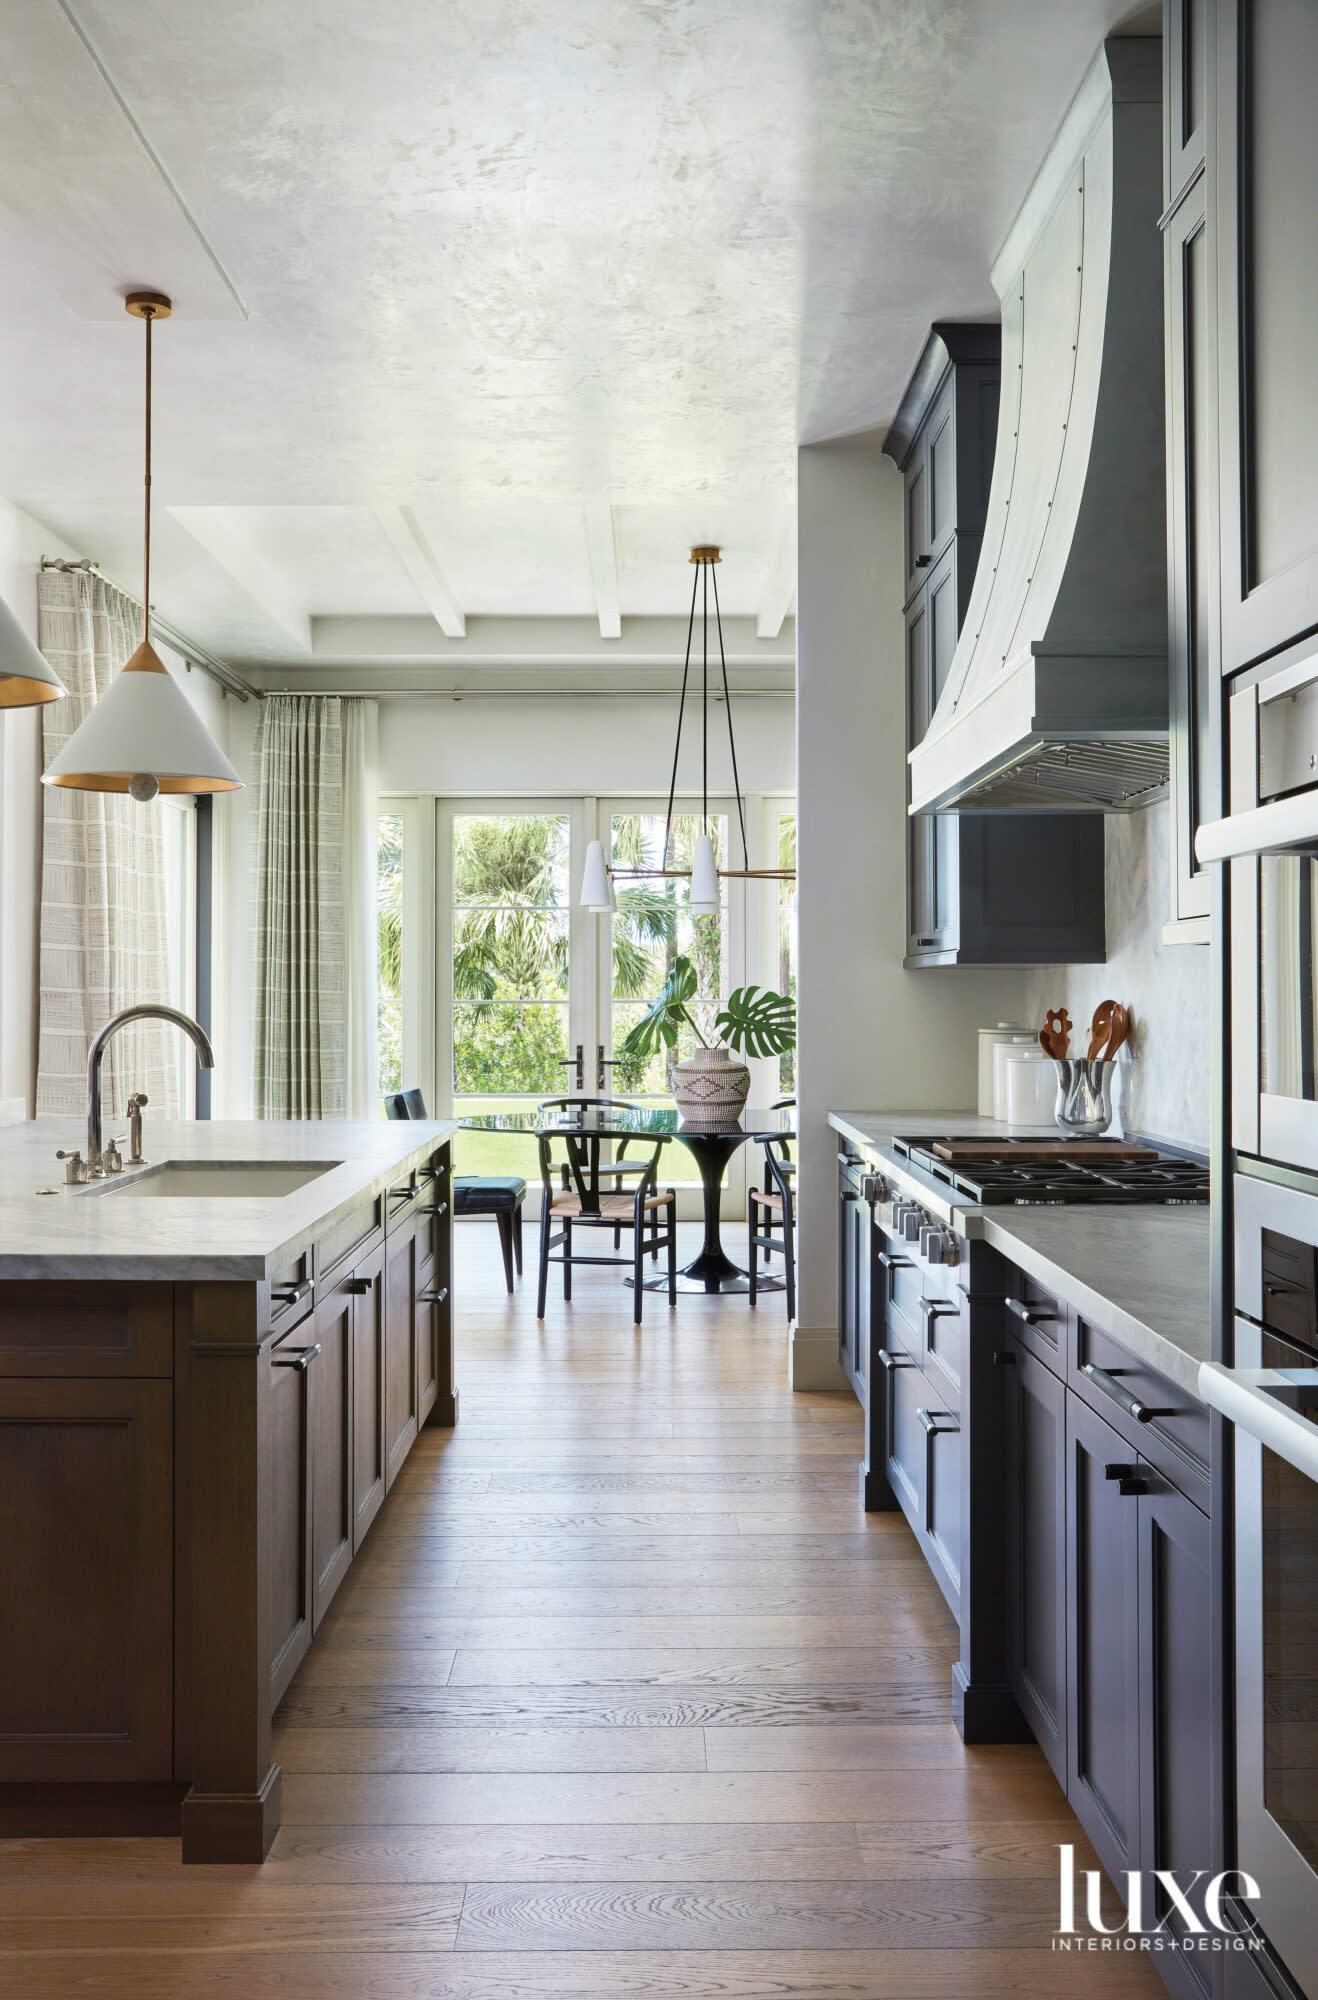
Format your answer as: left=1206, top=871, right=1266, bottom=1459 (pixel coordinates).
left=789, top=1323, right=853, bottom=1395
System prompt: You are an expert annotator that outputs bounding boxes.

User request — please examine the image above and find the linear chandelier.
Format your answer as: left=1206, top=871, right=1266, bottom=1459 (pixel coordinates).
left=579, top=545, right=795, bottom=912
left=43, top=292, right=242, bottom=799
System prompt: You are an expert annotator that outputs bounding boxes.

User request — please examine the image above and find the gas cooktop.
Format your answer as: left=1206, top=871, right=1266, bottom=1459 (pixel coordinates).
left=891, top=1136, right=1210, bottom=1207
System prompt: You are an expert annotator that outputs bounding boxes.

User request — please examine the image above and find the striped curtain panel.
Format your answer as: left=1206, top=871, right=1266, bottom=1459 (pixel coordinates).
left=36, top=568, right=180, bottom=1120
left=251, top=695, right=347, bottom=1118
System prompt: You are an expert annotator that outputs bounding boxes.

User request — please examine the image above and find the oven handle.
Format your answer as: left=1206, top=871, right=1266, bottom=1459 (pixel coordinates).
left=1200, top=1361, right=1318, bottom=1482
left=1195, top=789, right=1318, bottom=864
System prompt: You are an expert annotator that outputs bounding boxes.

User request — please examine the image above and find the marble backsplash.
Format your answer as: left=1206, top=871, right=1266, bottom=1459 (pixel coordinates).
left=1024, top=801, right=1210, bottom=1154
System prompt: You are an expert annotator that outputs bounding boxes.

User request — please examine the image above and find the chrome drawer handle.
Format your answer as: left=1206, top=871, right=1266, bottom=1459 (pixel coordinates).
left=1005, top=1296, right=1057, bottom=1326
left=1080, top=1361, right=1176, bottom=1425
left=877, top=1346, right=915, bottom=1370
left=877, top=1250, right=913, bottom=1272
left=273, top=1342, right=321, bottom=1372
left=919, top=1297, right=958, bottom=1323
left=916, top=1406, right=960, bottom=1434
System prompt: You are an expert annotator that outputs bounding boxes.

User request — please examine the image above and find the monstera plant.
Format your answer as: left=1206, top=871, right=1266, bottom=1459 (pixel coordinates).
left=620, top=955, right=796, bottom=1062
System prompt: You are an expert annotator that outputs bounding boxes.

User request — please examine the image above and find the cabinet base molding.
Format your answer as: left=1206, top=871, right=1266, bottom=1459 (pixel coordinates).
left=0, top=1781, right=187, bottom=1837
left=180, top=1763, right=281, bottom=1863
left=426, top=1387, right=459, bottom=1428
left=951, top=1664, right=1033, bottom=1745
left=859, top=1457, right=898, bottom=1510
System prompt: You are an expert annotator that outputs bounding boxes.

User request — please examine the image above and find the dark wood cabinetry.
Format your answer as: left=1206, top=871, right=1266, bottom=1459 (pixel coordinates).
left=886, top=322, right=1106, bottom=968
left=0, top=1371, right=173, bottom=1784
left=0, top=1136, right=455, bottom=1863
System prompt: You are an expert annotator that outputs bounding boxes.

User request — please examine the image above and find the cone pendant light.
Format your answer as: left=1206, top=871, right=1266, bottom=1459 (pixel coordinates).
left=0, top=590, right=65, bottom=708
left=43, top=293, right=241, bottom=799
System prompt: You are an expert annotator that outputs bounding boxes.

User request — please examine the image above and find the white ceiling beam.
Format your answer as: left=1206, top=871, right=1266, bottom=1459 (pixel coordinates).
left=309, top=613, right=794, bottom=665
left=374, top=506, right=465, bottom=639
left=755, top=510, right=796, bottom=639
left=168, top=507, right=312, bottom=653
left=582, top=502, right=621, bottom=640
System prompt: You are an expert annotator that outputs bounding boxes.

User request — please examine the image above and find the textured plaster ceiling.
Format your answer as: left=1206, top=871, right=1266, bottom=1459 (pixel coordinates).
left=0, top=0, right=1151, bottom=664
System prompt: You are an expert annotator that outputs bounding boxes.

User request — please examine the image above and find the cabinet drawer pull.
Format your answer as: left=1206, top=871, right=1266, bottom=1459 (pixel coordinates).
left=418, top=1201, right=447, bottom=1218
left=877, top=1346, right=915, bottom=1370
left=877, top=1250, right=913, bottom=1272
left=916, top=1406, right=960, bottom=1434
left=1080, top=1361, right=1177, bottom=1425
left=389, top=1182, right=415, bottom=1199
left=341, top=1277, right=373, bottom=1295
left=993, top=1349, right=1016, bottom=1366
left=271, top=1277, right=312, bottom=1306
left=1005, top=1296, right=1058, bottom=1325
left=915, top=553, right=932, bottom=569
left=919, top=1296, right=958, bottom=1323
left=417, top=1287, right=448, bottom=1305
left=273, top=1342, right=321, bottom=1371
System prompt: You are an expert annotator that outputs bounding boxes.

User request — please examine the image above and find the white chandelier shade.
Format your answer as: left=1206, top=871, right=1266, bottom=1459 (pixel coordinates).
left=579, top=837, right=613, bottom=912
left=0, top=591, right=65, bottom=708
left=688, top=832, right=719, bottom=911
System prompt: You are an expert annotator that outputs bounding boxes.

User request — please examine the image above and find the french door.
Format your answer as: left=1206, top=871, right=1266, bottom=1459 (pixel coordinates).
left=430, top=795, right=786, bottom=1222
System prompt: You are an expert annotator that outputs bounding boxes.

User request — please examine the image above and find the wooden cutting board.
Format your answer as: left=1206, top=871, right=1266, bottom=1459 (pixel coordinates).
left=930, top=1139, right=1158, bottom=1163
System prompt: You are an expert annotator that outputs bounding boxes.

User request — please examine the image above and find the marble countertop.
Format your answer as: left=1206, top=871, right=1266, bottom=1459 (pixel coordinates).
left=0, top=1118, right=457, bottom=1281
left=829, top=1109, right=1211, bottom=1395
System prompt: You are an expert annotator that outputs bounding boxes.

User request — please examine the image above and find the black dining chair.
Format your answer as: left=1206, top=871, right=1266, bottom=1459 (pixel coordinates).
left=537, top=1096, right=657, bottom=1254
left=749, top=1098, right=796, bottom=1317
left=385, top=1086, right=526, bottom=1294
left=535, top=1123, right=676, bottom=1325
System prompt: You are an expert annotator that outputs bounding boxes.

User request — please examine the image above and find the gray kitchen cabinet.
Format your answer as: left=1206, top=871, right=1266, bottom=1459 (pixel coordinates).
left=886, top=323, right=1106, bottom=968
left=1163, top=165, right=1216, bottom=939
left=1066, top=1390, right=1144, bottom=1891
left=1216, top=0, right=1318, bottom=675
left=1001, top=1330, right=1068, bottom=1789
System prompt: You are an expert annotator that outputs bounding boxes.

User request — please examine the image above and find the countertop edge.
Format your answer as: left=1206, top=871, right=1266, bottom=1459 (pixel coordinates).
left=0, top=1120, right=459, bottom=1282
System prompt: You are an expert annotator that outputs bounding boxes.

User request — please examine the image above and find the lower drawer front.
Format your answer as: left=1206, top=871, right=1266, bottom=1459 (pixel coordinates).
left=880, top=1342, right=923, bottom=1526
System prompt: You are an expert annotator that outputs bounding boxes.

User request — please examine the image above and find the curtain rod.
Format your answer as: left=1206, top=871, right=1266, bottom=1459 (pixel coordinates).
left=40, top=557, right=260, bottom=703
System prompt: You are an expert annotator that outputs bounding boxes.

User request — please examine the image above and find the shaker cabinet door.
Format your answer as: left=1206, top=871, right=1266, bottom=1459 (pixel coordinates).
left=384, top=1222, right=420, bottom=1490
left=1003, top=1336, right=1068, bottom=1789
left=310, top=1281, right=354, bottom=1628
left=1066, top=1394, right=1142, bottom=1894
left=1137, top=1481, right=1214, bottom=1997
left=351, top=1241, right=387, bottom=1549
left=1217, top=0, right=1318, bottom=673
left=268, top=1331, right=314, bottom=1709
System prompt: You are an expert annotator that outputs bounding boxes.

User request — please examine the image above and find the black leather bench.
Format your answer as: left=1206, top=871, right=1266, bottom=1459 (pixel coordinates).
left=453, top=1175, right=526, bottom=1293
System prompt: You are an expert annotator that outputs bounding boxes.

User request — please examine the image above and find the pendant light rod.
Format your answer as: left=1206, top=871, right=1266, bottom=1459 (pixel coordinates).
left=125, top=291, right=170, bottom=650
left=661, top=560, right=701, bottom=870
left=710, top=558, right=748, bottom=869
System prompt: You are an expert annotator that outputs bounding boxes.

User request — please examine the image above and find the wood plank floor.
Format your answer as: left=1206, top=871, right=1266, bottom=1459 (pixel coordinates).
left=0, top=1223, right=1162, bottom=1998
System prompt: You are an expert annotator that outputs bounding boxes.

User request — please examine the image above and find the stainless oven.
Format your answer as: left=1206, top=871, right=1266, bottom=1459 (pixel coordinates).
left=1200, top=648, right=1318, bottom=1174
left=1201, top=1173, right=1318, bottom=1994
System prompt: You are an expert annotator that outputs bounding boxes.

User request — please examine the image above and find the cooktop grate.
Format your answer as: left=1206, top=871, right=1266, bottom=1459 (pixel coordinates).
left=892, top=1137, right=1210, bottom=1206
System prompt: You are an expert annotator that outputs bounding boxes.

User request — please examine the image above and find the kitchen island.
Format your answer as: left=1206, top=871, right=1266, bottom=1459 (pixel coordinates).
left=0, top=1116, right=457, bottom=1861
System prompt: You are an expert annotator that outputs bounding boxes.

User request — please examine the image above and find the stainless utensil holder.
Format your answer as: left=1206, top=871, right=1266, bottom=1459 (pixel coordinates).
left=1052, top=1056, right=1117, bottom=1137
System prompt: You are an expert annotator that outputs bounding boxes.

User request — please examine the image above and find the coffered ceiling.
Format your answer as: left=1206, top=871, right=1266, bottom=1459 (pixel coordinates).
left=0, top=0, right=1151, bottom=672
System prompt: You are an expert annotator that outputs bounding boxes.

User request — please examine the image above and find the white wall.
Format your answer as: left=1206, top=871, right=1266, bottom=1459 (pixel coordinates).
left=377, top=692, right=794, bottom=798
left=793, top=437, right=1029, bottom=1390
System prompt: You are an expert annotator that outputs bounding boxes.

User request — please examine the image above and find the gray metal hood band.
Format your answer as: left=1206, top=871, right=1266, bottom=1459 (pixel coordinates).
left=908, top=39, right=1169, bottom=816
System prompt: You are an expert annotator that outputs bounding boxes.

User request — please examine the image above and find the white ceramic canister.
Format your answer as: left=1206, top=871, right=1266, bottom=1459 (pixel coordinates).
left=977, top=1024, right=1026, bottom=1117
left=992, top=1033, right=1038, bottom=1122
left=1005, top=1051, right=1056, bottom=1128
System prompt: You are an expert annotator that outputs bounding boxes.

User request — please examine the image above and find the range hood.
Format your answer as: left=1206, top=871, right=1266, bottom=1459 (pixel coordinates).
left=908, top=39, right=1168, bottom=816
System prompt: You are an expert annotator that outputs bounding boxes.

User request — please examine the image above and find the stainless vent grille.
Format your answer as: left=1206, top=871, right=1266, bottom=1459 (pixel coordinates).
left=943, top=739, right=1171, bottom=812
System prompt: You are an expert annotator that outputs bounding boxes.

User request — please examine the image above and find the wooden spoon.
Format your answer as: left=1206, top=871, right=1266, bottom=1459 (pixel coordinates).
left=1087, top=1000, right=1117, bottom=1060
left=1042, top=1007, right=1072, bottom=1058
left=1103, top=1004, right=1130, bottom=1061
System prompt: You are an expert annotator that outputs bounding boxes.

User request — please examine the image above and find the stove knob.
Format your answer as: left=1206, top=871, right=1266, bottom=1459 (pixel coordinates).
left=921, top=1225, right=959, bottom=1267
left=859, top=1173, right=887, bottom=1206
left=901, top=1205, right=925, bottom=1242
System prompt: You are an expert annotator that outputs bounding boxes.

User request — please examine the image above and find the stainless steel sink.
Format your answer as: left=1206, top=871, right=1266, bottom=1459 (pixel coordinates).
left=84, top=1160, right=341, bottom=1198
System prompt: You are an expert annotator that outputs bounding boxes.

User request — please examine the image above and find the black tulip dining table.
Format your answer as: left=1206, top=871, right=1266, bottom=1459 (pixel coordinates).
left=457, top=1103, right=796, bottom=1295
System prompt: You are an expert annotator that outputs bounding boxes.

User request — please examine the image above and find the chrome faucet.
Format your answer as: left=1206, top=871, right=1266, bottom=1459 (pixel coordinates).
left=86, top=1006, right=215, bottom=1175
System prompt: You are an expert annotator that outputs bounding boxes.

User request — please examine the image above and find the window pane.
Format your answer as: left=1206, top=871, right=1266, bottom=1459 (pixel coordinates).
left=454, top=813, right=569, bottom=908
left=609, top=813, right=728, bottom=1102
left=378, top=811, right=404, bottom=1098
left=453, top=1003, right=568, bottom=1095
left=454, top=909, right=568, bottom=1003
